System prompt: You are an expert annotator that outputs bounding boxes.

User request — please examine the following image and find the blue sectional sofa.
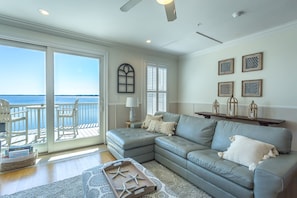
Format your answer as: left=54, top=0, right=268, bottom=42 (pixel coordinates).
left=106, top=112, right=297, bottom=198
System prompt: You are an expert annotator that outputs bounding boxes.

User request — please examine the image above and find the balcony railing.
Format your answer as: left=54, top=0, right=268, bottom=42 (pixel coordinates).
left=8, top=102, right=99, bottom=132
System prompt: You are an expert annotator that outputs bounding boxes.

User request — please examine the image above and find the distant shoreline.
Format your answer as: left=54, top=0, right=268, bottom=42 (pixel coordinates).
left=0, top=95, right=99, bottom=105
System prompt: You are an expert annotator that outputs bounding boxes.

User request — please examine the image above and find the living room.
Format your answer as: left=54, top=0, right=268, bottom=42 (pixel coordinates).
left=1, top=0, right=297, bottom=197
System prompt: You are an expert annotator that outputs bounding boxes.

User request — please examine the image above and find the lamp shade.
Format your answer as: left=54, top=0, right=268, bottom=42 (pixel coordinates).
left=126, top=97, right=138, bottom=108
left=156, top=0, right=173, bottom=5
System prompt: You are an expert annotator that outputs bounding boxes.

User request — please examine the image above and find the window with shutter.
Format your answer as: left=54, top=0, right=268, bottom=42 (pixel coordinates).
left=146, top=63, right=167, bottom=115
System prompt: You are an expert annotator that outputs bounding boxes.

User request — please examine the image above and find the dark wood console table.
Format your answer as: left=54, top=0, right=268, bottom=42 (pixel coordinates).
left=195, top=112, right=285, bottom=126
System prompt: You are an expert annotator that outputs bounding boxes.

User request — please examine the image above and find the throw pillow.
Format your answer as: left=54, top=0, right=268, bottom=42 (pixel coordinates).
left=147, top=120, right=176, bottom=136
left=146, top=120, right=163, bottom=132
left=218, top=135, right=279, bottom=171
left=141, top=114, right=163, bottom=129
left=159, top=122, right=176, bottom=136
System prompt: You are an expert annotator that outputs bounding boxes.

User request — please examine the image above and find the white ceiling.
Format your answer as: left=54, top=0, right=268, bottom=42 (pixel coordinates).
left=0, top=0, right=297, bottom=56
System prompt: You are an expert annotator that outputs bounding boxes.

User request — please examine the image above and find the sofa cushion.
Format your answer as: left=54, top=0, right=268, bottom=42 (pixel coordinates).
left=107, top=138, right=154, bottom=157
left=218, top=135, right=279, bottom=171
left=155, top=112, right=180, bottom=123
left=211, top=120, right=292, bottom=154
left=106, top=128, right=164, bottom=149
left=155, top=136, right=208, bottom=158
left=175, top=115, right=217, bottom=146
left=187, top=149, right=254, bottom=189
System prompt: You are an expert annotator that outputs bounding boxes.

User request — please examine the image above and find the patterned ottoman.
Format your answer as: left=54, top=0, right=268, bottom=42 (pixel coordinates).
left=82, top=158, right=177, bottom=198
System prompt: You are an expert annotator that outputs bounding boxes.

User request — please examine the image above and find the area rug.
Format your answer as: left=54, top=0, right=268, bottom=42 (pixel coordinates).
left=1, top=161, right=211, bottom=198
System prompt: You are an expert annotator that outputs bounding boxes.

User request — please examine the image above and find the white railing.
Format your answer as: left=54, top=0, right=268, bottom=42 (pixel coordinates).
left=9, top=103, right=99, bottom=132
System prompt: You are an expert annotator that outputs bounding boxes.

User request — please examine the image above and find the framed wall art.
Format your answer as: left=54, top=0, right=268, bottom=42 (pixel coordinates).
left=218, top=58, right=234, bottom=75
left=117, top=63, right=135, bottom=93
left=242, top=79, right=263, bottom=97
left=218, top=81, right=234, bottom=97
left=242, top=52, right=263, bottom=72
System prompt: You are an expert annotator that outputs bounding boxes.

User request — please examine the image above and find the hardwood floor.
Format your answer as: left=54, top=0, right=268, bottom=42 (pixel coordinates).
left=0, top=144, right=116, bottom=196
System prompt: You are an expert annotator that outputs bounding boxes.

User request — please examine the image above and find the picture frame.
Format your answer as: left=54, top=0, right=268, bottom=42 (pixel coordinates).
left=242, top=79, right=263, bottom=97
left=218, top=58, right=234, bottom=75
left=218, top=81, right=234, bottom=97
left=242, top=52, right=263, bottom=72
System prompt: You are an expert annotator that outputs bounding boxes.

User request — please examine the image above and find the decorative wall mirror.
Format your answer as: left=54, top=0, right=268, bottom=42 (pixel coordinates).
left=117, top=63, right=135, bottom=93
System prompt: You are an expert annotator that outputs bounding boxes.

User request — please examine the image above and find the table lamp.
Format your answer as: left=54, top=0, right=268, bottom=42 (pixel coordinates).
left=126, top=97, right=138, bottom=122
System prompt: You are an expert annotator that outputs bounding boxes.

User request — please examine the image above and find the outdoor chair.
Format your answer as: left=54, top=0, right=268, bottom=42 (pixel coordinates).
left=0, top=99, right=28, bottom=146
left=56, top=99, right=79, bottom=138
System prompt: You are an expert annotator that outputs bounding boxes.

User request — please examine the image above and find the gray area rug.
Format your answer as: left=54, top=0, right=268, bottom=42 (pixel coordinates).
left=1, top=161, right=211, bottom=198
left=144, top=161, right=211, bottom=198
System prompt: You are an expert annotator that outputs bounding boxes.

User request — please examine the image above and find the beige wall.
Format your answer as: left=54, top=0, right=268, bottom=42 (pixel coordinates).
left=178, top=22, right=297, bottom=151
left=107, top=45, right=178, bottom=129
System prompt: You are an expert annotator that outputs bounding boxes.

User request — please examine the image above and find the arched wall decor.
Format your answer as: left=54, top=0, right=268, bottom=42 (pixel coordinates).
left=117, top=63, right=135, bottom=93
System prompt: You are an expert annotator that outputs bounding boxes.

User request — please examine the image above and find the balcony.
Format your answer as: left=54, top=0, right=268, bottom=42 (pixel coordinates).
left=0, top=102, right=99, bottom=146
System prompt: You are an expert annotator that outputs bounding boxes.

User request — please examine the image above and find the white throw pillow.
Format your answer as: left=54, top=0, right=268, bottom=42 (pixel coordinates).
left=146, top=120, right=163, bottom=132
left=141, top=114, right=163, bottom=129
left=218, top=135, right=279, bottom=171
left=147, top=120, right=176, bottom=136
left=159, top=122, right=176, bottom=136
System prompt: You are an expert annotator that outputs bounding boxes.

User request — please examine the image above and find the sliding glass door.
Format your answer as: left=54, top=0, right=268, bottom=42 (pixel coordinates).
left=0, top=40, right=106, bottom=153
left=0, top=42, right=46, bottom=150
left=47, top=50, right=104, bottom=152
left=54, top=51, right=100, bottom=139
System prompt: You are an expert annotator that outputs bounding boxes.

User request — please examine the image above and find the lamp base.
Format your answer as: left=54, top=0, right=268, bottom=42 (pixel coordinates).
left=129, top=107, right=135, bottom=122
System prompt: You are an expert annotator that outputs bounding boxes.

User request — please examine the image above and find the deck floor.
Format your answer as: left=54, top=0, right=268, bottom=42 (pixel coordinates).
left=0, top=125, right=100, bottom=147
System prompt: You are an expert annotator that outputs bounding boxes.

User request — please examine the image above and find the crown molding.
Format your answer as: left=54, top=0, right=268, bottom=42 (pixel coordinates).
left=0, top=14, right=178, bottom=58
left=0, top=14, right=114, bottom=47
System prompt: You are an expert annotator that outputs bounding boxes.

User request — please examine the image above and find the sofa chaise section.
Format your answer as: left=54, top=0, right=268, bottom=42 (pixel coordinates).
left=106, top=128, right=164, bottom=162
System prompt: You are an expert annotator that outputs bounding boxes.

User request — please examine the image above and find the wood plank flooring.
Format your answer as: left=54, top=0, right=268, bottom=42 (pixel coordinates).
left=0, top=144, right=116, bottom=196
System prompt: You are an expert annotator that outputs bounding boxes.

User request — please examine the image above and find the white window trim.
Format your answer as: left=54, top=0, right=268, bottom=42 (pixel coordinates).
left=145, top=62, right=168, bottom=115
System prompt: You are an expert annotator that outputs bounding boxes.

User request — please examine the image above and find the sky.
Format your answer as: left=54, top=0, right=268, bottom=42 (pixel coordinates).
left=0, top=44, right=99, bottom=95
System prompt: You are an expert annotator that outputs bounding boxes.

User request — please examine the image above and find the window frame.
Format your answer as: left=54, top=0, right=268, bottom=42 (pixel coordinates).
left=145, top=62, right=168, bottom=115
left=0, top=39, right=107, bottom=153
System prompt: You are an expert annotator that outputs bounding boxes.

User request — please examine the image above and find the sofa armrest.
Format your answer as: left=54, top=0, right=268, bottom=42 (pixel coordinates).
left=254, top=151, right=297, bottom=198
left=130, top=121, right=143, bottom=128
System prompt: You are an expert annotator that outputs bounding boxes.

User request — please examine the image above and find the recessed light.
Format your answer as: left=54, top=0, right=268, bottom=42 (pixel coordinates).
left=146, top=40, right=152, bottom=44
left=39, top=9, right=49, bottom=16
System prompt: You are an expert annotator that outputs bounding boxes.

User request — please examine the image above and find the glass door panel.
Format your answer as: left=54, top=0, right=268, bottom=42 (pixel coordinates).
left=53, top=52, right=100, bottom=146
left=0, top=43, right=46, bottom=151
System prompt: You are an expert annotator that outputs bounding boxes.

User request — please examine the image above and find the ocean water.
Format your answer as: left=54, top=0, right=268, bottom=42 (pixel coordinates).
left=0, top=95, right=99, bottom=105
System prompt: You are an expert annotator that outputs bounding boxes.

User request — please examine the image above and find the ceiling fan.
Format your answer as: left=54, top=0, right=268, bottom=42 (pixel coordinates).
left=120, top=0, right=177, bottom=22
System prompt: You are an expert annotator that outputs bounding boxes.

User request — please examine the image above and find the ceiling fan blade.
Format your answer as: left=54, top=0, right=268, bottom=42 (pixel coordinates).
left=196, top=31, right=223, bottom=44
left=164, top=0, right=177, bottom=21
left=120, top=0, right=142, bottom=12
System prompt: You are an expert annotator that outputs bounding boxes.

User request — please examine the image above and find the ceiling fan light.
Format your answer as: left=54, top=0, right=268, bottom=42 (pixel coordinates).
left=39, top=9, right=49, bottom=16
left=156, top=0, right=173, bottom=5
